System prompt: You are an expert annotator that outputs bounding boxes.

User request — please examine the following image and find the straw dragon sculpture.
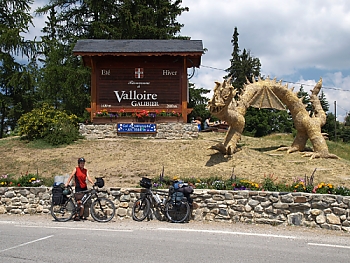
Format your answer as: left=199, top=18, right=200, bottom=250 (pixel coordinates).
left=207, top=77, right=338, bottom=159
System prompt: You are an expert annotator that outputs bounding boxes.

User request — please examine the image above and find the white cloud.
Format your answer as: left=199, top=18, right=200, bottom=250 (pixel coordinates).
left=179, top=0, right=350, bottom=119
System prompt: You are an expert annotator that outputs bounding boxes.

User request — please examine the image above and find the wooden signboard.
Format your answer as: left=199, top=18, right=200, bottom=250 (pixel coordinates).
left=97, top=57, right=182, bottom=110
left=73, top=39, right=203, bottom=123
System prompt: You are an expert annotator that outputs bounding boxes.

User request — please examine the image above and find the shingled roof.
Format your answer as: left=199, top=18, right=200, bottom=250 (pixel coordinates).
left=73, top=39, right=203, bottom=55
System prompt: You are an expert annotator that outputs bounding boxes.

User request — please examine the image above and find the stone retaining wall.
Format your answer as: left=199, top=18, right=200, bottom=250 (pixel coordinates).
left=1, top=187, right=349, bottom=231
left=79, top=123, right=199, bottom=140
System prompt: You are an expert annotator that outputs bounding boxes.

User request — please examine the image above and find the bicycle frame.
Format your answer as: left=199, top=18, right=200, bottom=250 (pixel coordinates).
left=132, top=185, right=191, bottom=223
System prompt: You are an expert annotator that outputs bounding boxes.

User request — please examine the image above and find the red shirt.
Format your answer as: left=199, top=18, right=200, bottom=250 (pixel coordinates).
left=75, top=166, right=87, bottom=189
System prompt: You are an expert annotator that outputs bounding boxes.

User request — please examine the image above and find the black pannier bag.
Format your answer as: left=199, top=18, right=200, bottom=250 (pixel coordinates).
left=171, top=191, right=185, bottom=203
left=173, top=182, right=194, bottom=205
left=95, top=177, right=104, bottom=188
left=52, top=184, right=67, bottom=205
left=140, top=177, right=152, bottom=189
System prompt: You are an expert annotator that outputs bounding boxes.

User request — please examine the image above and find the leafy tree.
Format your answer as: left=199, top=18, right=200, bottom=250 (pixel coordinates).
left=344, top=112, right=350, bottom=126
left=322, top=112, right=341, bottom=141
left=0, top=0, right=37, bottom=138
left=339, top=126, right=350, bottom=143
left=187, top=83, right=211, bottom=123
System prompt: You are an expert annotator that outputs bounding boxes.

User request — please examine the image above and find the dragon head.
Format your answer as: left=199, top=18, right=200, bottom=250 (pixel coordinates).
left=208, top=78, right=237, bottom=117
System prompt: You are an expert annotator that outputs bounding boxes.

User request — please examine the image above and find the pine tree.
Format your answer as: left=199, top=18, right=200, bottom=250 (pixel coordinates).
left=36, top=0, right=188, bottom=40
left=297, top=85, right=312, bottom=115
left=224, top=27, right=294, bottom=137
left=0, top=0, right=37, bottom=138
left=318, top=90, right=329, bottom=112
left=35, top=0, right=189, bottom=117
left=225, top=27, right=261, bottom=93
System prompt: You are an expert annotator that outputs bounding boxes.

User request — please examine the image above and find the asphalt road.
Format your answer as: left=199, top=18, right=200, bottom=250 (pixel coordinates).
left=0, top=214, right=350, bottom=263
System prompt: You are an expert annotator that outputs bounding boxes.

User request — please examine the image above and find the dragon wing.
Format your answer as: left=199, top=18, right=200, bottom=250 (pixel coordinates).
left=249, top=86, right=286, bottom=110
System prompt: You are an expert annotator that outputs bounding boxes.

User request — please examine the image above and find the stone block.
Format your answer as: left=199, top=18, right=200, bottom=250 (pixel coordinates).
left=280, top=194, right=294, bottom=203
left=273, top=202, right=289, bottom=209
left=212, top=195, right=225, bottom=201
left=332, top=207, right=346, bottom=215
left=252, top=196, right=267, bottom=202
left=254, top=205, right=264, bottom=213
left=326, top=214, right=341, bottom=225
left=287, top=212, right=303, bottom=226
left=294, top=196, right=307, bottom=203
left=244, top=204, right=252, bottom=212
left=311, top=201, right=329, bottom=209
left=269, top=196, right=279, bottom=203
left=247, top=199, right=259, bottom=207
left=342, top=220, right=350, bottom=226
left=316, top=214, right=326, bottom=224
left=236, top=199, right=247, bottom=205
left=255, top=218, right=284, bottom=225
left=117, top=208, right=127, bottom=217
left=224, top=192, right=234, bottom=200
left=289, top=203, right=311, bottom=211
left=310, top=209, right=321, bottom=216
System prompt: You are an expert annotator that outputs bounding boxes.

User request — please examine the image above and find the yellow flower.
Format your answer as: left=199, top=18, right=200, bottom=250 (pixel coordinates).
left=0, top=182, right=4, bottom=185
left=31, top=177, right=36, bottom=181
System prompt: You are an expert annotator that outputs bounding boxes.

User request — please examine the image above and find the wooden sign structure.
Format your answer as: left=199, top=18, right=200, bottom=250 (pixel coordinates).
left=73, top=39, right=203, bottom=123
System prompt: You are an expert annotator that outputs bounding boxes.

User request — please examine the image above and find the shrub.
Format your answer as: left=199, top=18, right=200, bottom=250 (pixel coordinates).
left=334, top=186, right=350, bottom=196
left=260, top=174, right=279, bottom=191
left=44, top=120, right=82, bottom=146
left=313, top=182, right=334, bottom=194
left=17, top=103, right=80, bottom=145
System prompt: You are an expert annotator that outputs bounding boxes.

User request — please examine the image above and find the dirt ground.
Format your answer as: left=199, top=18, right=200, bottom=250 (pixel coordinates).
left=1, top=133, right=350, bottom=188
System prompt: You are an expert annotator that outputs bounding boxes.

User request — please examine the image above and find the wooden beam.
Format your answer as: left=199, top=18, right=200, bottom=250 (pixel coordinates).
left=182, top=57, right=188, bottom=123
left=90, top=57, right=97, bottom=121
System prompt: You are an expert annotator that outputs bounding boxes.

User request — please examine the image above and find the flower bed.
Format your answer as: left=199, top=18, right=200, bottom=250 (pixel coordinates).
left=0, top=173, right=46, bottom=187
left=149, top=174, right=350, bottom=197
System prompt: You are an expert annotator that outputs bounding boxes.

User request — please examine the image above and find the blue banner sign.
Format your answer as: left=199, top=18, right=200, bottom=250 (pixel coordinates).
left=117, top=123, right=157, bottom=133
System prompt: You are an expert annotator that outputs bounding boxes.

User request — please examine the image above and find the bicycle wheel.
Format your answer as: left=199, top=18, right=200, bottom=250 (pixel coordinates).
left=132, top=197, right=151, bottom=221
left=51, top=199, right=75, bottom=222
left=165, top=200, right=190, bottom=223
left=90, top=197, right=116, bottom=222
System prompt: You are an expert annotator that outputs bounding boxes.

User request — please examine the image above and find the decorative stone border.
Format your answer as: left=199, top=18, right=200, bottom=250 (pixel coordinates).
left=79, top=123, right=199, bottom=140
left=1, top=187, right=349, bottom=231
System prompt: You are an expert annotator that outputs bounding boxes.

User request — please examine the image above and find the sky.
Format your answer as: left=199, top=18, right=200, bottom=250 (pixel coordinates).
left=28, top=0, right=350, bottom=121
left=177, top=0, right=350, bottom=122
